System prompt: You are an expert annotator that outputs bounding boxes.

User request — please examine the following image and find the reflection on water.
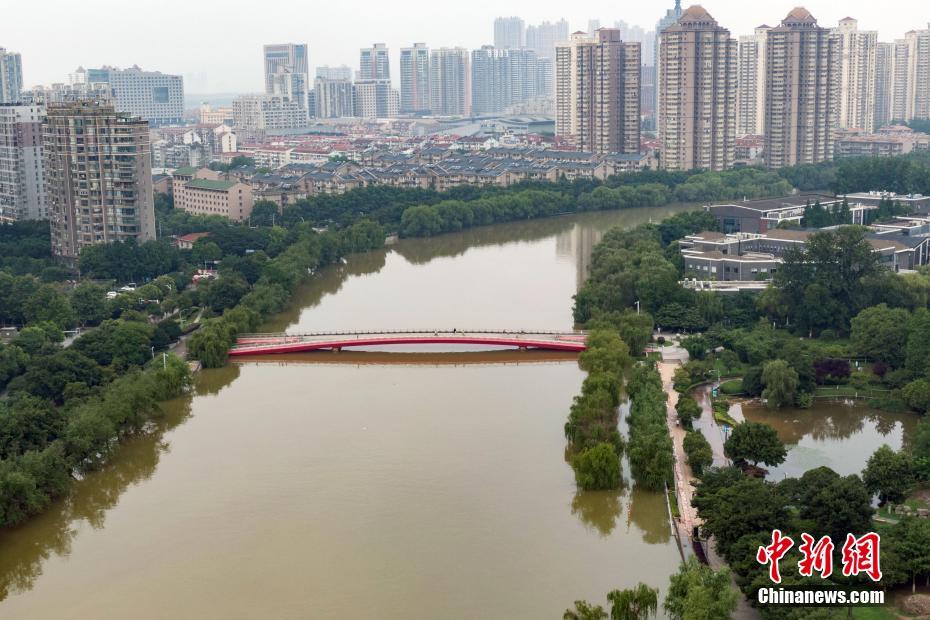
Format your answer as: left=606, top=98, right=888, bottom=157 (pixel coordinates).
left=0, top=396, right=194, bottom=601
left=740, top=400, right=918, bottom=479
left=572, top=490, right=622, bottom=537
left=0, top=205, right=692, bottom=618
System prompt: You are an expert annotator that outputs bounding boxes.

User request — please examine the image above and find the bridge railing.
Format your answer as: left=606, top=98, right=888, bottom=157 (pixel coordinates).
left=236, top=329, right=587, bottom=339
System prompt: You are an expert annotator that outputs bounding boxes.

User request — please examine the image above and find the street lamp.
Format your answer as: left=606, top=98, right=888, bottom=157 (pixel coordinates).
left=635, top=300, right=641, bottom=315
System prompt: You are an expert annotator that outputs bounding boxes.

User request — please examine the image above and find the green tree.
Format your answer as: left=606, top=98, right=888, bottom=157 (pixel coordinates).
left=564, top=600, right=608, bottom=620
left=607, top=583, right=659, bottom=620
left=71, top=282, right=108, bottom=326
left=664, top=557, right=737, bottom=620
left=902, top=379, right=930, bottom=414
left=851, top=304, right=912, bottom=368
left=683, top=432, right=713, bottom=475
left=675, top=394, right=702, bottom=428
left=863, top=445, right=915, bottom=504
left=681, top=335, right=709, bottom=361
left=887, top=517, right=930, bottom=593
left=792, top=467, right=873, bottom=542
left=693, top=475, right=788, bottom=558
left=761, top=360, right=798, bottom=409
left=572, top=442, right=622, bottom=490
left=724, top=421, right=787, bottom=468
left=23, top=285, right=76, bottom=330
left=906, top=308, right=930, bottom=375
left=249, top=201, right=279, bottom=226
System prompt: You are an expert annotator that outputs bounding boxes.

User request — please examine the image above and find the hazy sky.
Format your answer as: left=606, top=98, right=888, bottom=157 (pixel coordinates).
left=4, top=0, right=928, bottom=94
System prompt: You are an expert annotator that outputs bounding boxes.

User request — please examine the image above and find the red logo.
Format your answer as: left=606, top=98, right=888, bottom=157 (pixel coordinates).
left=841, top=533, right=882, bottom=582
left=756, top=529, right=794, bottom=584
left=757, top=531, right=882, bottom=583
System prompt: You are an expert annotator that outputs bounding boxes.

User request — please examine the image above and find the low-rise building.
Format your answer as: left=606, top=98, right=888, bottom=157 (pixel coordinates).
left=704, top=194, right=842, bottom=233
left=175, top=178, right=254, bottom=222
left=680, top=227, right=930, bottom=281
left=840, top=190, right=930, bottom=213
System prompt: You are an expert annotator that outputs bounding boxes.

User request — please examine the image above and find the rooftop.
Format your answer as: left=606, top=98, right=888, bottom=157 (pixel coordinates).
left=185, top=179, right=237, bottom=191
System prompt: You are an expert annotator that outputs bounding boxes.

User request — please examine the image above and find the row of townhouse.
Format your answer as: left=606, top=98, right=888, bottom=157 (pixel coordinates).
left=166, top=148, right=652, bottom=213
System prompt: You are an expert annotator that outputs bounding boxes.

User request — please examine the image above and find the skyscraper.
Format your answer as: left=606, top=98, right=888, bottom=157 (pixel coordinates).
left=359, top=43, right=391, bottom=80
left=835, top=17, right=877, bottom=130
left=263, top=44, right=310, bottom=121
left=615, top=21, right=655, bottom=64
left=400, top=44, right=431, bottom=114
left=314, top=77, right=354, bottom=118
left=0, top=103, right=47, bottom=223
left=43, top=101, right=155, bottom=260
left=494, top=17, right=525, bottom=49
left=555, top=29, right=641, bottom=155
left=658, top=6, right=737, bottom=171
left=653, top=0, right=683, bottom=119
left=737, top=26, right=770, bottom=136
left=903, top=26, right=930, bottom=120
left=69, top=66, right=185, bottom=126
left=263, top=44, right=309, bottom=93
left=764, top=8, right=841, bottom=169
left=891, top=39, right=912, bottom=121
left=526, top=20, right=569, bottom=61
left=875, top=42, right=893, bottom=128
left=353, top=80, right=399, bottom=118
left=471, top=46, right=510, bottom=115
left=316, top=66, right=353, bottom=81
left=0, top=48, right=23, bottom=104
left=430, top=48, right=470, bottom=116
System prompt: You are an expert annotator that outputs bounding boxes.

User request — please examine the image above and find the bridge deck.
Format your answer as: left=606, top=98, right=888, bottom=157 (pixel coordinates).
left=229, top=330, right=587, bottom=356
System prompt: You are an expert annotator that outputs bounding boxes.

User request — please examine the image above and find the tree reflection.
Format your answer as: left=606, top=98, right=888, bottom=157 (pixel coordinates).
left=627, top=486, right=672, bottom=545
left=571, top=489, right=623, bottom=537
left=0, top=393, right=199, bottom=601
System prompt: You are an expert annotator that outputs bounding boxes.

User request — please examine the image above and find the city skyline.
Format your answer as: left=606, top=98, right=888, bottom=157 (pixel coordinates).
left=3, top=0, right=928, bottom=94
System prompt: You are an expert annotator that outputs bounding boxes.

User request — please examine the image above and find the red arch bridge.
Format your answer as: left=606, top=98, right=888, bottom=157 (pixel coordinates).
left=228, top=329, right=588, bottom=356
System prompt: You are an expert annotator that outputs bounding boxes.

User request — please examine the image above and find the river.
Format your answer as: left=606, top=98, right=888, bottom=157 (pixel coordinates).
left=0, top=206, right=692, bottom=619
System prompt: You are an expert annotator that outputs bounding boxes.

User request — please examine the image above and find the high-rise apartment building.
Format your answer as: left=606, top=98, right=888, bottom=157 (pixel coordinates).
left=430, top=48, right=470, bottom=116
left=737, top=26, right=770, bottom=136
left=835, top=17, right=877, bottom=130
left=0, top=103, right=47, bottom=223
left=71, top=66, right=184, bottom=126
left=875, top=42, right=893, bottom=128
left=653, top=0, right=683, bottom=119
left=471, top=46, right=544, bottom=115
left=43, top=101, right=155, bottom=260
left=526, top=20, right=569, bottom=60
left=314, top=77, right=354, bottom=118
left=262, top=44, right=310, bottom=122
left=891, top=39, right=912, bottom=121
left=615, top=21, right=655, bottom=64
left=471, top=46, right=511, bottom=115
left=764, top=8, right=841, bottom=169
left=400, top=44, right=431, bottom=114
left=263, top=44, right=309, bottom=92
left=353, top=80, right=399, bottom=118
left=0, top=49, right=23, bottom=104
left=316, top=66, right=353, bottom=81
left=232, top=95, right=308, bottom=133
left=555, top=29, right=641, bottom=155
left=494, top=17, right=525, bottom=49
left=903, top=26, right=930, bottom=120
left=658, top=6, right=737, bottom=171
left=359, top=44, right=391, bottom=81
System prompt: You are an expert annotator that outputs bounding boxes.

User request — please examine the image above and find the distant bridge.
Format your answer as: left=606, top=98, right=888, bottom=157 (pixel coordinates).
left=228, top=329, right=588, bottom=356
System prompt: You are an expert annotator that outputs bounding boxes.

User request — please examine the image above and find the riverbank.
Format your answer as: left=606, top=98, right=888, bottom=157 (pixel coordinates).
left=0, top=207, right=686, bottom=617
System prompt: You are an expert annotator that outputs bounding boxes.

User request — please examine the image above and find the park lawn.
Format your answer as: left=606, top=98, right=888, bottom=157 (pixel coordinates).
left=850, top=605, right=897, bottom=620
left=719, top=378, right=744, bottom=395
